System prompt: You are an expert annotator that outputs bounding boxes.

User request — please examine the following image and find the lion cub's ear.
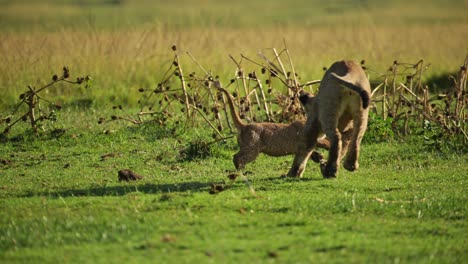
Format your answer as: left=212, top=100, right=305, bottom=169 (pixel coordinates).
left=299, top=92, right=315, bottom=107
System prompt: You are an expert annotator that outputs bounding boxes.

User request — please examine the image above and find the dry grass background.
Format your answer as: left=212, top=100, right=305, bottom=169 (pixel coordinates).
left=0, top=0, right=467, bottom=108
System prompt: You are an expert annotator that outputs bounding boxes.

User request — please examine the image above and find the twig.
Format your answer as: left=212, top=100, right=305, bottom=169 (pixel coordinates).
left=139, top=65, right=176, bottom=113
left=190, top=105, right=226, bottom=140
left=370, top=83, right=385, bottom=97
left=186, top=51, right=209, bottom=76
left=399, top=83, right=424, bottom=104
left=283, top=39, right=299, bottom=87
left=229, top=55, right=252, bottom=119
left=174, top=53, right=191, bottom=121
left=253, top=76, right=271, bottom=120
left=256, top=51, right=284, bottom=78
left=299, top=80, right=321, bottom=87
left=247, top=54, right=289, bottom=88
left=273, top=48, right=288, bottom=80
left=27, top=85, right=37, bottom=133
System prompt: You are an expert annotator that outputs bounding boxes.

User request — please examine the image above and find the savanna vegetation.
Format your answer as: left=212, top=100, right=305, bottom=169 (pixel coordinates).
left=0, top=0, right=467, bottom=263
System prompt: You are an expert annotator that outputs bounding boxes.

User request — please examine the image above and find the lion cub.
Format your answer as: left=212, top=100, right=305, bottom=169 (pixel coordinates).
left=217, top=86, right=329, bottom=170
left=287, top=60, right=371, bottom=178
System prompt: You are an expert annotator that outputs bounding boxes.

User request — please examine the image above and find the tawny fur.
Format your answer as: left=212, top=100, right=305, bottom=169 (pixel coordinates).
left=217, top=87, right=330, bottom=170
left=287, top=60, right=371, bottom=178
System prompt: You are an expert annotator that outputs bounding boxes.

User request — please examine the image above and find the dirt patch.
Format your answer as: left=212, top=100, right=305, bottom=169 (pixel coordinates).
left=1, top=158, right=12, bottom=166
left=101, top=153, right=122, bottom=161
left=118, top=169, right=143, bottom=181
left=209, top=183, right=226, bottom=194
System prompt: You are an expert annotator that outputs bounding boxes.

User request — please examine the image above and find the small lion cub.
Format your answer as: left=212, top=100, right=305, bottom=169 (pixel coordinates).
left=215, top=82, right=329, bottom=170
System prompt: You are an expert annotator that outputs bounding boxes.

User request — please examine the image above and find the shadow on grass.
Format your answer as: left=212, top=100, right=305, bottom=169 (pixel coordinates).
left=256, top=176, right=323, bottom=183
left=20, top=181, right=213, bottom=198
left=14, top=174, right=322, bottom=199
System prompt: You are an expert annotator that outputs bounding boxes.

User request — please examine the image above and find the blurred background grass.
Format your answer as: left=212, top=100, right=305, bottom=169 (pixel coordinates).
left=0, top=0, right=467, bottom=109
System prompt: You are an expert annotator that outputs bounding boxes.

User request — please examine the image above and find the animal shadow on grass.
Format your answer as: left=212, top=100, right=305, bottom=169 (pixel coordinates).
left=20, top=182, right=212, bottom=198
left=17, top=172, right=323, bottom=199
left=262, top=176, right=323, bottom=183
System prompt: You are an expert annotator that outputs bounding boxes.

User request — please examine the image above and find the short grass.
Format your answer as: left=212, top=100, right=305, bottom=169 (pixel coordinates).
left=0, top=120, right=466, bottom=263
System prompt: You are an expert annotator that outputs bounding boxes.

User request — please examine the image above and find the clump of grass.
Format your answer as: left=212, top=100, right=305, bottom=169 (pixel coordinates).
left=178, top=138, right=216, bottom=162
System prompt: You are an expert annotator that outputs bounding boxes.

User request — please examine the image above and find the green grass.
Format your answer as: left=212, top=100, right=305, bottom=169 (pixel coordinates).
left=0, top=121, right=466, bottom=263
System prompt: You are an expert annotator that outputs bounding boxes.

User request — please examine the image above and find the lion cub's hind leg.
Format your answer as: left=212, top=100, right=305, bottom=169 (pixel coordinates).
left=320, top=127, right=343, bottom=178
left=343, top=112, right=368, bottom=171
left=339, top=127, right=353, bottom=159
left=317, top=96, right=344, bottom=178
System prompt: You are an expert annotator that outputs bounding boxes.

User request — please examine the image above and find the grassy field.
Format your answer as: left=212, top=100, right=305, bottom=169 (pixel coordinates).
left=0, top=122, right=466, bottom=263
left=1, top=0, right=467, bottom=263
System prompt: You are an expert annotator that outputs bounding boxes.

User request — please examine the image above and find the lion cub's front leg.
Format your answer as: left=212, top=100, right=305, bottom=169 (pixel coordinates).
left=234, top=148, right=260, bottom=170
left=287, top=119, right=320, bottom=178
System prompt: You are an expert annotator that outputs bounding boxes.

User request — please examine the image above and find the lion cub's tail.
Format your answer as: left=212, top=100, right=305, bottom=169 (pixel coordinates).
left=218, top=87, right=245, bottom=131
left=330, top=72, right=370, bottom=109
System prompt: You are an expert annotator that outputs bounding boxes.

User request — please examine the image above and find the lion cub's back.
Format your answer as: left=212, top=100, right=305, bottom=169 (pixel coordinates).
left=258, top=121, right=305, bottom=156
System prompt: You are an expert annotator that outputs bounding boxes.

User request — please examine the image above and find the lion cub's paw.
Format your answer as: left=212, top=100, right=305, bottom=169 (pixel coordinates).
left=320, top=161, right=337, bottom=179
left=285, top=165, right=304, bottom=178
left=310, top=151, right=325, bottom=163
left=343, top=160, right=359, bottom=172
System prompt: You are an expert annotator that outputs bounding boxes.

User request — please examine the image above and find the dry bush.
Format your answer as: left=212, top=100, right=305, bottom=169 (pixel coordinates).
left=100, top=45, right=466, bottom=149
left=0, top=67, right=91, bottom=138
left=99, top=44, right=321, bottom=141
left=370, top=55, right=467, bottom=144
left=2, top=42, right=464, bottom=149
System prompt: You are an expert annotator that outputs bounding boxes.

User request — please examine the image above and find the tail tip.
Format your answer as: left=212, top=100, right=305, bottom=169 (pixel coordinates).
left=361, top=92, right=370, bottom=109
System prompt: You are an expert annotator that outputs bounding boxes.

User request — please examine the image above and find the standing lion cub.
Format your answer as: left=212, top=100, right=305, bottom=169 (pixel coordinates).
left=214, top=83, right=331, bottom=170
left=287, top=60, right=371, bottom=178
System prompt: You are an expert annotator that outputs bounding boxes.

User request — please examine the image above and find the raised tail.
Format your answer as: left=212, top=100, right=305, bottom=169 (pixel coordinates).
left=217, top=86, right=245, bottom=131
left=330, top=72, right=370, bottom=109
